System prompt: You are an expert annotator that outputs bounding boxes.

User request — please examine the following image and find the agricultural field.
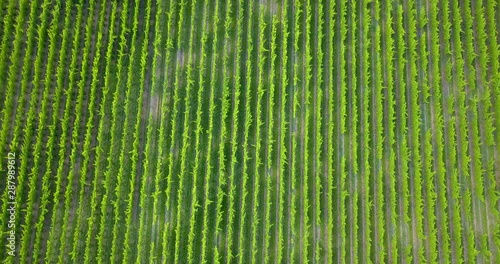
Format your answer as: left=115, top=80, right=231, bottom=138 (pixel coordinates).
left=0, top=0, right=499, bottom=263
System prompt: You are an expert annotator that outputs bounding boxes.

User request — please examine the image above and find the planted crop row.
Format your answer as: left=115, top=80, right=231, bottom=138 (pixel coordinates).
left=19, top=0, right=58, bottom=262
left=32, top=1, right=72, bottom=262
left=137, top=0, right=165, bottom=262
left=186, top=0, right=210, bottom=261
left=382, top=0, right=398, bottom=262
left=236, top=0, right=254, bottom=262
left=151, top=0, right=176, bottom=261
left=264, top=10, right=278, bottom=264
left=336, top=0, right=348, bottom=261
left=96, top=0, right=130, bottom=262
left=225, top=0, right=243, bottom=262
left=439, top=0, right=465, bottom=262
left=249, top=4, right=266, bottom=263
left=450, top=0, right=477, bottom=258
left=11, top=0, right=51, bottom=263
left=276, top=0, right=289, bottom=263
left=162, top=0, right=186, bottom=261
left=371, top=0, right=385, bottom=262
left=394, top=4, right=412, bottom=262
left=70, top=1, right=108, bottom=261
left=57, top=1, right=97, bottom=261
left=44, top=2, right=84, bottom=261
left=200, top=0, right=223, bottom=262
left=427, top=0, right=450, bottom=261
left=213, top=0, right=233, bottom=262
left=347, top=0, right=359, bottom=262
left=122, top=0, right=152, bottom=261
left=84, top=2, right=118, bottom=263
left=0, top=1, right=35, bottom=258
left=325, top=0, right=335, bottom=262
left=108, top=0, right=140, bottom=262
left=359, top=0, right=371, bottom=262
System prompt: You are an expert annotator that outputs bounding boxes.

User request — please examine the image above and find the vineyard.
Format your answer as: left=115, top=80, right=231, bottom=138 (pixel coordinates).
left=0, top=0, right=499, bottom=263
